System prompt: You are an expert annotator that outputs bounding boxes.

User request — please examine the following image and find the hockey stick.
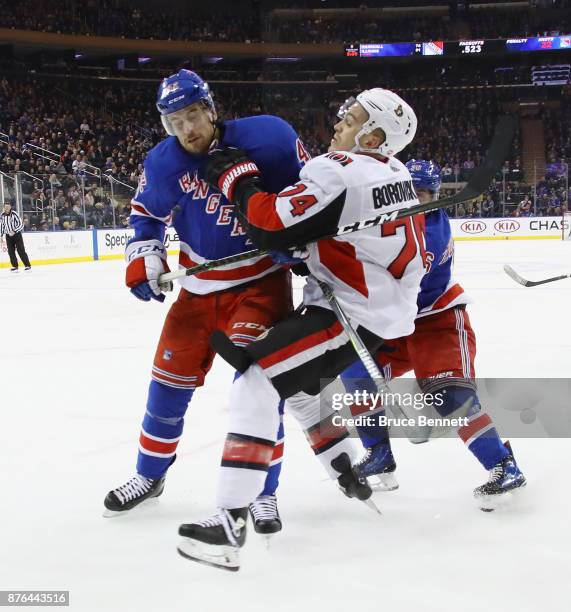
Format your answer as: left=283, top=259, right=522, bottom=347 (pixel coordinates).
left=159, top=248, right=266, bottom=287
left=316, top=279, right=429, bottom=446
left=159, top=115, right=516, bottom=287
left=504, top=264, right=571, bottom=287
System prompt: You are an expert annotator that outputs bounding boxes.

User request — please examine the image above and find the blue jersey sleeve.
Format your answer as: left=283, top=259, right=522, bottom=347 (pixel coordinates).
left=129, top=140, right=181, bottom=241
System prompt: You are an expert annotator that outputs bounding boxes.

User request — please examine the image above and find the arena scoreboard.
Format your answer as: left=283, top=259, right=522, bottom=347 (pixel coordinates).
left=346, top=41, right=444, bottom=57
left=344, top=36, right=571, bottom=58
left=444, top=39, right=505, bottom=56
left=506, top=35, right=571, bottom=53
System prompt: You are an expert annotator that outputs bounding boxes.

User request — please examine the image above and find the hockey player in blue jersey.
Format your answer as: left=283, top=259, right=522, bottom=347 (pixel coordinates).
left=343, top=159, right=527, bottom=511
left=103, top=70, right=311, bottom=531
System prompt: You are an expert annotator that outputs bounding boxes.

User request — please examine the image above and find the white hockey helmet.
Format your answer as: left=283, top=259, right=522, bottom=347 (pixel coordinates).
left=338, top=88, right=417, bottom=157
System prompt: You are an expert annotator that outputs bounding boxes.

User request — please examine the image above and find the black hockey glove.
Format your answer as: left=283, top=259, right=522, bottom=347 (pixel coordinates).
left=204, top=147, right=262, bottom=205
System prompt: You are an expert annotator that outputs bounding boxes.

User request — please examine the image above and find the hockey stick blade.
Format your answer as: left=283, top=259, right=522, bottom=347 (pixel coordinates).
left=503, top=264, right=530, bottom=286
left=504, top=264, right=571, bottom=287
left=159, top=116, right=516, bottom=285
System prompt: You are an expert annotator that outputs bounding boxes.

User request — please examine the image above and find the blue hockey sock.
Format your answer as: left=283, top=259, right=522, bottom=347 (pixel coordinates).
left=436, top=386, right=510, bottom=471
left=136, top=381, right=194, bottom=480
left=340, top=359, right=389, bottom=449
left=466, top=431, right=510, bottom=471
left=260, top=399, right=285, bottom=496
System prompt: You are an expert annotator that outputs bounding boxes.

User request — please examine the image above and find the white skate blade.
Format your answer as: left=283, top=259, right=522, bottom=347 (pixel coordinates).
left=476, top=482, right=527, bottom=512
left=409, top=435, right=430, bottom=444
left=262, top=534, right=273, bottom=549
left=363, top=497, right=382, bottom=515
left=102, top=496, right=160, bottom=518
left=367, top=472, right=399, bottom=492
left=253, top=526, right=281, bottom=547
left=103, top=508, right=123, bottom=518
left=257, top=531, right=280, bottom=549
left=177, top=538, right=240, bottom=572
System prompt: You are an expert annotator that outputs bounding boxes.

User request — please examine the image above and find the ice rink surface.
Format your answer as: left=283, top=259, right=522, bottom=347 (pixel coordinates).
left=1, top=239, right=570, bottom=612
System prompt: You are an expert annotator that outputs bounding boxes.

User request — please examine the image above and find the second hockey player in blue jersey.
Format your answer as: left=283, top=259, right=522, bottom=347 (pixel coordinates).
left=342, top=159, right=526, bottom=511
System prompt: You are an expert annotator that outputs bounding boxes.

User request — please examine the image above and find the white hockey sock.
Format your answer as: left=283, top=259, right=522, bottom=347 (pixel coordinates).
left=216, top=365, right=281, bottom=509
left=286, top=391, right=362, bottom=479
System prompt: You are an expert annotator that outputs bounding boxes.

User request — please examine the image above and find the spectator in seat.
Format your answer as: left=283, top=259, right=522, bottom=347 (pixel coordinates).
left=547, top=192, right=561, bottom=216
left=482, top=196, right=495, bottom=217
left=516, top=195, right=532, bottom=217
left=441, top=163, right=454, bottom=182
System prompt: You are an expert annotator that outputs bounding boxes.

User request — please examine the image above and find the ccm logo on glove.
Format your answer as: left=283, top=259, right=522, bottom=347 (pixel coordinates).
left=126, top=242, right=166, bottom=262
left=125, top=238, right=172, bottom=302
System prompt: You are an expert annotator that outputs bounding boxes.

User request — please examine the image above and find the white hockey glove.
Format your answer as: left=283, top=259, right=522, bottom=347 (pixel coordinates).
left=125, top=238, right=173, bottom=302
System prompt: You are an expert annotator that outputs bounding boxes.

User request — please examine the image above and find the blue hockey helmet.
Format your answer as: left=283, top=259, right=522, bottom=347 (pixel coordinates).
left=406, top=159, right=442, bottom=192
left=156, top=69, right=215, bottom=135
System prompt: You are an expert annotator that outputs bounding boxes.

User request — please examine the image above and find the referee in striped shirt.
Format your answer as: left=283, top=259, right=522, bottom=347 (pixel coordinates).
left=1, top=202, right=31, bottom=271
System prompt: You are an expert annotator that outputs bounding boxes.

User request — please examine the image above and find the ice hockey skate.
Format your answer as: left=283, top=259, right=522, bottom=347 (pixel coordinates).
left=474, top=442, right=527, bottom=512
left=103, top=473, right=167, bottom=517
left=332, top=452, right=380, bottom=514
left=355, top=443, right=399, bottom=492
left=177, top=508, right=248, bottom=571
left=249, top=495, right=282, bottom=541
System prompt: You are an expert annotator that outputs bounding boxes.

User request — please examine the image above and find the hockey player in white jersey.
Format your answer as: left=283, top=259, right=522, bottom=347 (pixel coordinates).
left=176, top=88, right=426, bottom=570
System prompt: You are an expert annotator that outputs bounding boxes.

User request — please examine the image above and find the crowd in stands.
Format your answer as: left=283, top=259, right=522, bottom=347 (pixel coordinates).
left=535, top=87, right=571, bottom=217
left=400, top=89, right=520, bottom=178
left=1, top=0, right=569, bottom=45
left=0, top=76, right=159, bottom=179
left=271, top=15, right=450, bottom=44
left=272, top=5, right=570, bottom=44
left=199, top=61, right=562, bottom=94
left=466, top=8, right=569, bottom=40
left=0, top=73, right=331, bottom=230
left=0, top=0, right=263, bottom=42
left=0, top=74, right=160, bottom=230
left=514, top=103, right=570, bottom=218
left=0, top=67, right=568, bottom=231
left=544, top=90, right=571, bottom=164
